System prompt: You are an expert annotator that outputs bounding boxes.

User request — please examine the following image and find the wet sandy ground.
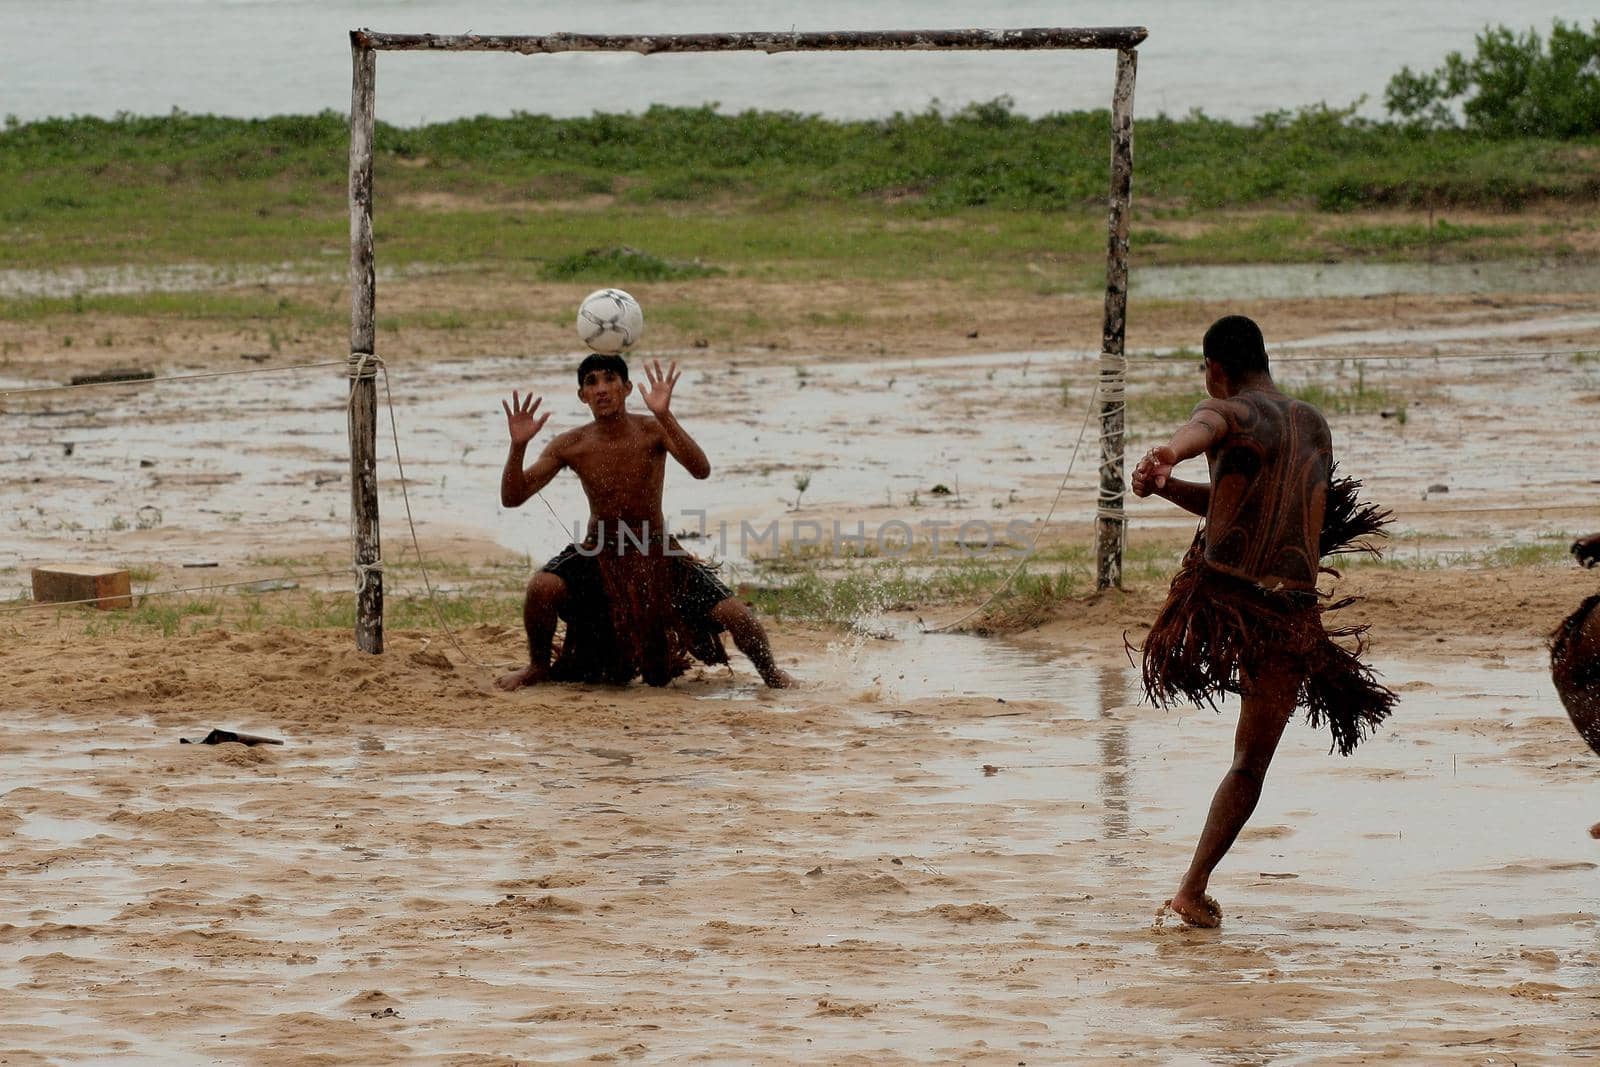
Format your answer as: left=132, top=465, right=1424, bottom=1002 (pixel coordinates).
left=1, top=627, right=1595, bottom=1065
left=2, top=298, right=1599, bottom=586
left=3, top=279, right=1600, bottom=1063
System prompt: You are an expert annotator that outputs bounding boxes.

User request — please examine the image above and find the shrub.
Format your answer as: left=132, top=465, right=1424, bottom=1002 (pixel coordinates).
left=1384, top=19, right=1600, bottom=138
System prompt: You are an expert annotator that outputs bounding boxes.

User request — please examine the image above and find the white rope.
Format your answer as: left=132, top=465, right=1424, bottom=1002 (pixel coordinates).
left=1125, top=345, right=1600, bottom=366
left=537, top=492, right=571, bottom=539
left=923, top=375, right=1103, bottom=634
left=0, top=569, right=347, bottom=614
left=368, top=358, right=504, bottom=683
left=0, top=359, right=350, bottom=400
left=1095, top=350, right=1129, bottom=527
left=1396, top=503, right=1600, bottom=518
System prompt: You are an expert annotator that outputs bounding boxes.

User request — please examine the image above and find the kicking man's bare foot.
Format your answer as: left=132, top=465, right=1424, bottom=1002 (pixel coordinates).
left=1166, top=891, right=1223, bottom=928
left=495, top=665, right=548, bottom=691
left=761, top=667, right=796, bottom=689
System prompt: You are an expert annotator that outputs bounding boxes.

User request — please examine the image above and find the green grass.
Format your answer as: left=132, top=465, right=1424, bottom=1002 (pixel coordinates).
left=62, top=550, right=532, bottom=637
left=741, top=536, right=1181, bottom=628
left=1129, top=386, right=1209, bottom=427
left=543, top=245, right=723, bottom=282
left=1128, top=373, right=1409, bottom=428
left=1144, top=214, right=1318, bottom=264
left=742, top=557, right=1082, bottom=626
left=77, top=587, right=524, bottom=637
left=1, top=106, right=1594, bottom=284
left=0, top=290, right=341, bottom=325
left=59, top=523, right=1574, bottom=637
left=1472, top=541, right=1576, bottom=567
left=82, top=598, right=222, bottom=638
left=1026, top=539, right=1178, bottom=584
left=1325, top=218, right=1526, bottom=256
left=251, top=590, right=522, bottom=631
left=1133, top=214, right=1550, bottom=264
left=1340, top=528, right=1576, bottom=570
left=1289, top=378, right=1406, bottom=417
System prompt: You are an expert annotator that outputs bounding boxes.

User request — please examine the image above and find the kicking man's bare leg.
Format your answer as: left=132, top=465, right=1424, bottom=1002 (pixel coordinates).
left=497, top=572, right=567, bottom=691
left=1167, top=664, right=1300, bottom=927
left=710, top=596, right=794, bottom=688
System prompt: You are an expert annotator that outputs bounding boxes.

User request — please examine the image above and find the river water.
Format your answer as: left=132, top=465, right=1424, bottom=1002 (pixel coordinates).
left=2, top=1, right=1593, bottom=126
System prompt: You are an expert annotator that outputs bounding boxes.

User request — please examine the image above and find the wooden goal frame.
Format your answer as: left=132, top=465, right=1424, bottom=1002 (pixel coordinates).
left=345, top=26, right=1146, bottom=652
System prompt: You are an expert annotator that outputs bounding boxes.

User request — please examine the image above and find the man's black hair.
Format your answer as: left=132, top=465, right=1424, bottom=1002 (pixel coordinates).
left=577, top=352, right=629, bottom=385
left=1202, top=315, right=1269, bottom=379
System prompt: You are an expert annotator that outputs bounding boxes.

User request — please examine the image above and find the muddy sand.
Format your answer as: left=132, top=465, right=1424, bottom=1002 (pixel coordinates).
left=2, top=277, right=1600, bottom=1063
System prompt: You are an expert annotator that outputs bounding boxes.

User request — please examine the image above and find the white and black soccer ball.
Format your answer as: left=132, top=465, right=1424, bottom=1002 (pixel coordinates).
left=575, top=288, right=644, bottom=355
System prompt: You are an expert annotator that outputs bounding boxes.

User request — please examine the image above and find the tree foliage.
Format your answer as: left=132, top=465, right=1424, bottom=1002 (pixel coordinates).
left=1384, top=19, right=1600, bottom=138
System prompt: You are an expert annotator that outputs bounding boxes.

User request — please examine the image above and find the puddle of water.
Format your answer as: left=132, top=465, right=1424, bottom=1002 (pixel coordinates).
left=1277, top=311, right=1600, bottom=354
left=0, top=997, right=219, bottom=1067
left=833, top=621, right=1097, bottom=702
left=15, top=813, right=118, bottom=845
left=0, top=261, right=455, bottom=299
left=5, top=316, right=1598, bottom=583
left=1135, top=258, right=1600, bottom=301
left=0, top=350, right=1105, bottom=571
left=694, top=645, right=1598, bottom=933
left=1, top=644, right=1595, bottom=1061
left=8, top=255, right=1599, bottom=306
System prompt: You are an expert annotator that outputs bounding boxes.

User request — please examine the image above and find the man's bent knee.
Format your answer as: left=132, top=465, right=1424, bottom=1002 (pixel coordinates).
left=526, top=571, right=567, bottom=607
left=709, top=595, right=753, bottom=629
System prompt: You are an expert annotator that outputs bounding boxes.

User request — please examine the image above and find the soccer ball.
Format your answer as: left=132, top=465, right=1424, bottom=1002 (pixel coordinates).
left=575, top=288, right=644, bottom=355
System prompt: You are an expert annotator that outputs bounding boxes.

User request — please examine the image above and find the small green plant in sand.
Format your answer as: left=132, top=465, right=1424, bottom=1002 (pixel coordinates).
left=790, top=471, right=813, bottom=511
left=737, top=540, right=1175, bottom=630
left=742, top=555, right=1059, bottom=626
left=81, top=598, right=222, bottom=639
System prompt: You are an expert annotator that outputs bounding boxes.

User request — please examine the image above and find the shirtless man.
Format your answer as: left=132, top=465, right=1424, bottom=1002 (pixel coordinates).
left=1132, top=314, right=1395, bottom=927
left=1573, top=534, right=1600, bottom=569
left=1551, top=531, right=1600, bottom=838
left=496, top=353, right=792, bottom=690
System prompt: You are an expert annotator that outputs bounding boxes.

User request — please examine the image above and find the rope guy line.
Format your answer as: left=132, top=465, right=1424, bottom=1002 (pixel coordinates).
left=1124, top=345, right=1599, bottom=366
left=0, top=360, right=350, bottom=401
left=0, top=569, right=349, bottom=614
left=923, top=378, right=1103, bottom=634
left=373, top=358, right=514, bottom=684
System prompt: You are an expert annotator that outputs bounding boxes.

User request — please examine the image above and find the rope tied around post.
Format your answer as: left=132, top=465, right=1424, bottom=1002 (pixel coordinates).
left=346, top=350, right=385, bottom=652
left=1095, top=350, right=1129, bottom=523
left=347, top=351, right=380, bottom=381
left=348, top=353, right=385, bottom=596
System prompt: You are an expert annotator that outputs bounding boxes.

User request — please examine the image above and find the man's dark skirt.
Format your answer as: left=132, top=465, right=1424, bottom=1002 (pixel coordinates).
left=1550, top=593, right=1600, bottom=757
left=1140, top=474, right=1397, bottom=756
left=542, top=539, right=731, bottom=687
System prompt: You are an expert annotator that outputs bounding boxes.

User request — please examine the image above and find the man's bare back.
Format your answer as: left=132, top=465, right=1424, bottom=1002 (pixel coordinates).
left=1131, top=314, right=1393, bottom=929
left=1199, top=388, right=1332, bottom=592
